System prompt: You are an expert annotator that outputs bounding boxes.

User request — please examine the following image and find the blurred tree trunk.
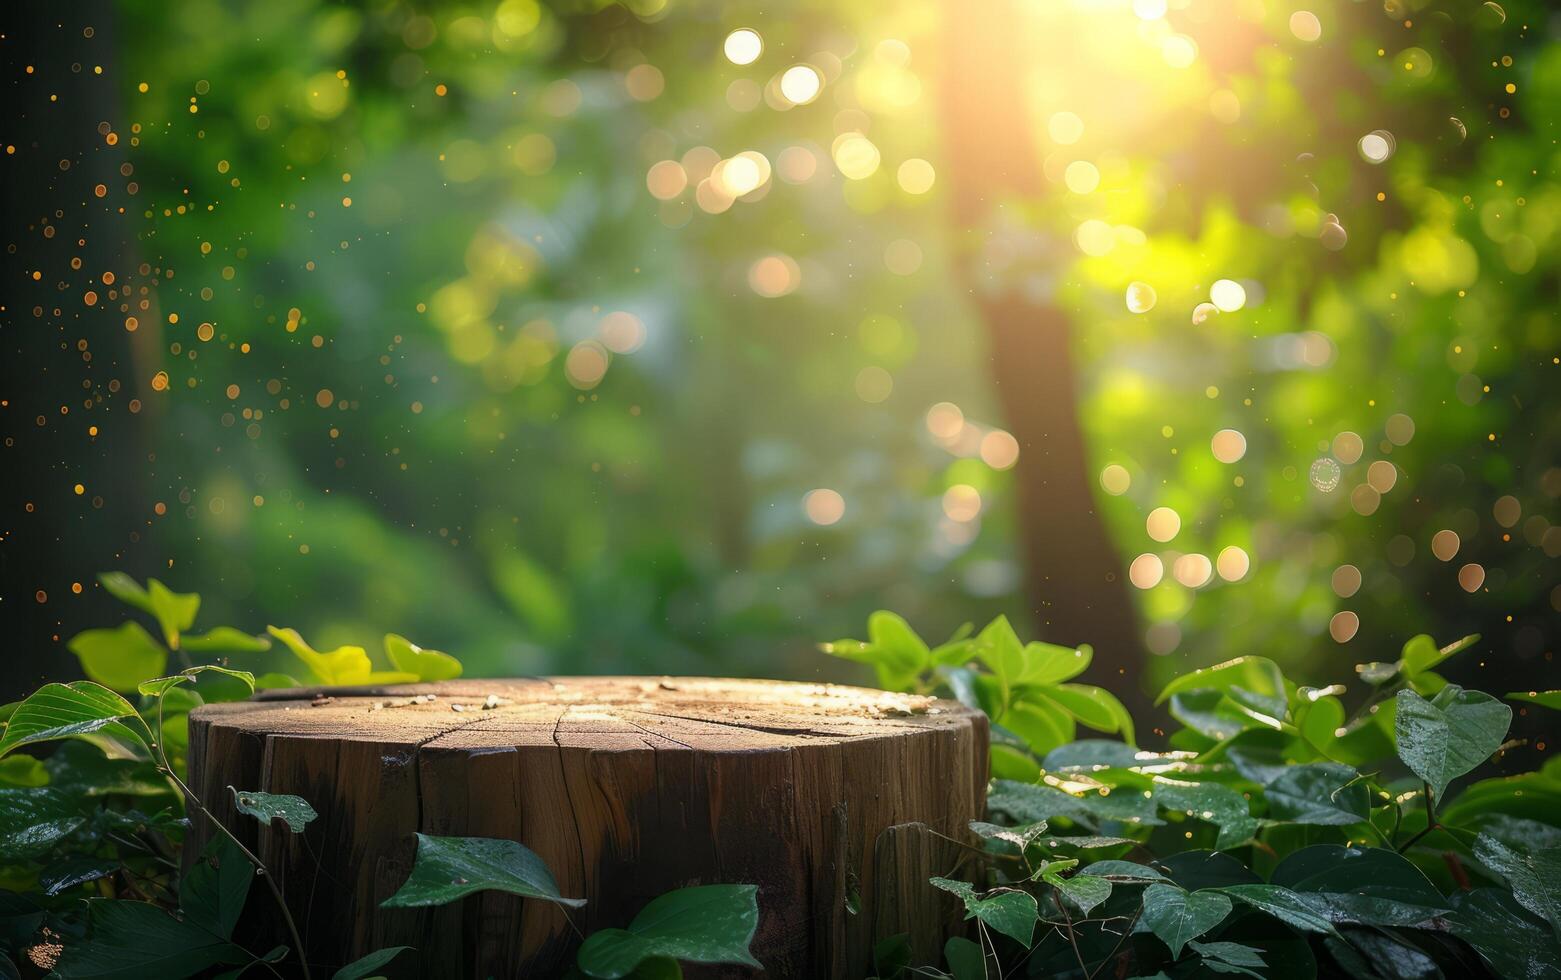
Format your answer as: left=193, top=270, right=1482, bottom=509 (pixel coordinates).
left=938, top=0, right=1148, bottom=706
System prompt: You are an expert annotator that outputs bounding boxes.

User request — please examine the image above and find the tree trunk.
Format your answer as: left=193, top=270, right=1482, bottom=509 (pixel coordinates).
left=939, top=0, right=1148, bottom=707
left=186, top=677, right=988, bottom=978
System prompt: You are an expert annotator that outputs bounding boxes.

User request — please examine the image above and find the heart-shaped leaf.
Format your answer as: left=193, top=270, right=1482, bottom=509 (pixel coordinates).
left=1472, top=833, right=1561, bottom=932
left=1138, top=884, right=1232, bottom=957
left=1215, top=884, right=1337, bottom=935
left=575, top=884, right=760, bottom=978
left=1269, top=844, right=1448, bottom=926
left=1049, top=873, right=1112, bottom=915
left=1079, top=860, right=1168, bottom=883
left=381, top=834, right=584, bottom=910
left=52, top=898, right=245, bottom=978
left=1264, top=763, right=1369, bottom=826
left=180, top=835, right=254, bottom=940
left=232, top=787, right=318, bottom=833
left=931, top=877, right=1038, bottom=948
left=1395, top=686, right=1511, bottom=798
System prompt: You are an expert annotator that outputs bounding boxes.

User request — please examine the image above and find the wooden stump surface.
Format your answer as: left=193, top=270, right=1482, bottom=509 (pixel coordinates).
left=187, top=677, right=989, bottom=978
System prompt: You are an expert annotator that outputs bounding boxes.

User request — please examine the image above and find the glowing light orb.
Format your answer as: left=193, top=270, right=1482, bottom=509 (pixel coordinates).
left=1209, top=279, right=1247, bottom=312
left=779, top=65, right=822, bottom=105
left=724, top=29, right=763, bottom=66
left=1125, top=281, right=1157, bottom=314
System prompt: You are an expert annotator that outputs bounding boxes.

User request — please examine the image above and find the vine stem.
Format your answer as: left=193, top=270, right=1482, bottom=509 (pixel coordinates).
left=1396, top=782, right=1438, bottom=854
left=155, top=695, right=313, bottom=980
left=1052, top=891, right=1088, bottom=979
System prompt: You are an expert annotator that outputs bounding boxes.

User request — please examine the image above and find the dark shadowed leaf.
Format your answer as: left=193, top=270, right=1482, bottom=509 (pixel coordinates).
left=930, top=877, right=1038, bottom=948
left=1472, top=833, right=1561, bottom=931
left=231, top=788, right=318, bottom=833
left=382, top=834, right=584, bottom=909
left=944, top=936, right=986, bottom=980
left=1264, top=763, right=1369, bottom=826
left=575, top=884, right=760, bottom=978
left=1154, top=779, right=1258, bottom=849
left=0, top=787, right=88, bottom=860
left=1049, top=873, right=1111, bottom=915
left=1338, top=927, right=1438, bottom=980
left=1137, top=884, right=1232, bottom=957
left=332, top=946, right=412, bottom=980
left=180, top=835, right=253, bottom=940
left=1394, top=686, right=1511, bottom=799
left=1270, top=845, right=1448, bottom=926
left=1158, top=850, right=1261, bottom=890
left=1079, top=859, right=1167, bottom=883
left=1215, top=884, right=1337, bottom=935
left=52, top=899, right=244, bottom=979
left=40, top=858, right=121, bottom=896
left=1445, top=888, right=1561, bottom=979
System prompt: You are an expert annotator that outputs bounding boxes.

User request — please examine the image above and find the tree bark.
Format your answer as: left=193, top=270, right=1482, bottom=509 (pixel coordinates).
left=186, top=677, right=988, bottom=979
left=939, top=0, right=1148, bottom=707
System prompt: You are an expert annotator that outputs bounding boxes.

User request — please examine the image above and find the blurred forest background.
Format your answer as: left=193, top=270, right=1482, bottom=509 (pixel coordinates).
left=1, top=0, right=1557, bottom=710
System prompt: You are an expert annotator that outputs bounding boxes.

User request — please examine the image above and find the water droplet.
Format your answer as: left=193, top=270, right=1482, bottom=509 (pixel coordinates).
left=1448, top=116, right=1466, bottom=142
left=1482, top=1, right=1506, bottom=24
left=1358, top=130, right=1396, bottom=164
left=1191, top=302, right=1219, bottom=325
left=1125, top=281, right=1158, bottom=313
left=1320, top=219, right=1348, bottom=251
left=1310, top=457, right=1341, bottom=492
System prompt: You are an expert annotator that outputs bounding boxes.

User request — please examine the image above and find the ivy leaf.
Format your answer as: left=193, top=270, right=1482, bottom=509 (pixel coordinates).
left=1263, top=763, right=1369, bottom=826
left=180, top=627, right=272, bottom=654
left=1394, top=686, right=1511, bottom=799
left=1048, top=873, right=1112, bottom=915
left=180, top=835, right=254, bottom=940
left=1137, top=884, right=1232, bottom=957
left=0, top=681, right=152, bottom=758
left=52, top=899, right=245, bottom=979
left=68, top=623, right=168, bottom=694
left=231, top=787, right=318, bottom=833
left=139, top=666, right=256, bottom=699
left=1215, top=884, right=1337, bottom=935
left=1155, top=657, right=1287, bottom=720
left=1269, top=845, right=1449, bottom=926
left=1079, top=860, right=1167, bottom=883
left=381, top=834, right=585, bottom=909
left=929, top=877, right=1037, bottom=948
left=1508, top=691, right=1561, bottom=711
left=1153, top=779, right=1258, bottom=849
left=0, top=787, right=88, bottom=860
left=1472, top=833, right=1561, bottom=932
left=332, top=947, right=411, bottom=980
left=383, top=634, right=463, bottom=682
left=1445, top=888, right=1561, bottom=980
left=575, top=884, right=760, bottom=978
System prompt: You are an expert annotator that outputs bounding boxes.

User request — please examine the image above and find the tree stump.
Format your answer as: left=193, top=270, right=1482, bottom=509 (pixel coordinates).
left=186, top=677, right=989, bottom=978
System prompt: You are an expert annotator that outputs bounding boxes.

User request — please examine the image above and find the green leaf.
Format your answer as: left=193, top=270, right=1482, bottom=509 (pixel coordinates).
left=1472, top=833, right=1561, bottom=932
left=1138, top=884, right=1232, bottom=957
left=68, top=623, right=168, bottom=693
left=0, top=753, right=49, bottom=787
left=1509, top=690, right=1561, bottom=711
left=381, top=833, right=585, bottom=909
left=1215, top=884, right=1337, bottom=935
left=1035, top=684, right=1134, bottom=742
left=40, top=857, right=121, bottom=896
left=139, top=666, right=256, bottom=698
left=145, top=579, right=201, bottom=649
left=180, top=835, right=254, bottom=940
left=180, top=627, right=272, bottom=654
left=1401, top=633, right=1479, bottom=677
left=267, top=626, right=376, bottom=686
left=929, top=877, right=1037, bottom=948
left=52, top=899, right=245, bottom=979
left=1155, top=657, right=1286, bottom=720
left=1049, top=873, right=1112, bottom=915
left=1002, top=700, right=1074, bottom=756
left=575, top=884, right=760, bottom=978
left=1445, top=888, right=1561, bottom=980
left=1168, top=690, right=1275, bottom=741
left=1295, top=693, right=1345, bottom=753
left=1017, top=641, right=1094, bottom=687
left=1269, top=845, right=1448, bottom=926
left=384, top=633, right=463, bottom=681
left=1079, top=859, right=1167, bottom=883
left=1394, top=686, right=1511, bottom=798
left=232, top=787, right=318, bottom=833
left=974, top=616, right=1026, bottom=711
left=0, top=681, right=151, bottom=758
left=1153, top=779, right=1258, bottom=849
left=968, top=819, right=1049, bottom=852
left=254, top=673, right=304, bottom=690
left=943, top=937, right=986, bottom=980
left=0, top=787, right=88, bottom=860
left=98, top=571, right=152, bottom=611
left=332, top=947, right=411, bottom=980
left=1042, top=740, right=1161, bottom=771
left=1264, top=763, right=1369, bottom=826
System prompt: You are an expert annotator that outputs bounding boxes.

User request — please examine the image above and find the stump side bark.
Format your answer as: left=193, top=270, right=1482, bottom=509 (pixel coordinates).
left=186, top=677, right=989, bottom=978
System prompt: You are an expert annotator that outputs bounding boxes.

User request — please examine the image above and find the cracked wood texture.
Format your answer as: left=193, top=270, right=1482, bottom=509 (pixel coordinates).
left=186, top=676, right=989, bottom=979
